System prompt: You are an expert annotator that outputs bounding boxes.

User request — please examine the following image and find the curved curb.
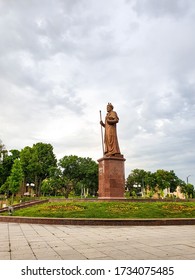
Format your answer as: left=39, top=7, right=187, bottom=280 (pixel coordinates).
left=0, top=215, right=195, bottom=226
left=0, top=199, right=49, bottom=214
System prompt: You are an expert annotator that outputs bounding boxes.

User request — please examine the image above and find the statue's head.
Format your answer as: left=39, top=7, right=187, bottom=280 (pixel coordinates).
left=107, top=103, right=114, bottom=110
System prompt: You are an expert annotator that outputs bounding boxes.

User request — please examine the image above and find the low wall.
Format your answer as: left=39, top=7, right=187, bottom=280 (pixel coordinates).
left=0, top=215, right=195, bottom=226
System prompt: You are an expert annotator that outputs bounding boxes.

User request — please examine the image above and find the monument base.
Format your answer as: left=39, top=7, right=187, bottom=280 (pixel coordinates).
left=97, top=155, right=126, bottom=199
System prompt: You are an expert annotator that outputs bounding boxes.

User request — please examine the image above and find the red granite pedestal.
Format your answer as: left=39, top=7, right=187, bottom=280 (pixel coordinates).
left=97, top=155, right=126, bottom=199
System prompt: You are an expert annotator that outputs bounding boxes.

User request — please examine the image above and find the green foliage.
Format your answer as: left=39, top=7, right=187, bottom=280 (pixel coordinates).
left=59, top=155, right=98, bottom=197
left=126, top=169, right=154, bottom=196
left=20, top=143, right=57, bottom=195
left=180, top=183, right=195, bottom=198
left=126, top=168, right=185, bottom=197
left=40, top=156, right=98, bottom=198
left=153, top=169, right=180, bottom=191
left=41, top=178, right=54, bottom=196
left=8, top=159, right=23, bottom=194
left=1, top=159, right=24, bottom=203
left=0, top=149, right=20, bottom=190
left=41, top=167, right=72, bottom=198
left=20, top=146, right=34, bottom=182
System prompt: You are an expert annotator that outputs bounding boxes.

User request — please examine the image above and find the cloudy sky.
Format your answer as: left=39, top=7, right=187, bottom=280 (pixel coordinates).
left=0, top=0, right=195, bottom=185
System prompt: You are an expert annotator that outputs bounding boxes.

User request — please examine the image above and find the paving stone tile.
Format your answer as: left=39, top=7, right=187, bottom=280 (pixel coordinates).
left=0, top=242, right=10, bottom=252
left=11, top=253, right=36, bottom=260
left=0, top=252, right=10, bottom=259
left=28, top=241, right=51, bottom=249
left=52, top=249, right=87, bottom=259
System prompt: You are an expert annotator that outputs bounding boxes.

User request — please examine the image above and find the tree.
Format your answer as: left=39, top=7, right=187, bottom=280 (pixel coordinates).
left=144, top=172, right=157, bottom=190
left=126, top=168, right=183, bottom=197
left=0, top=149, right=20, bottom=189
left=126, top=169, right=147, bottom=186
left=2, top=159, right=24, bottom=203
left=153, top=169, right=171, bottom=190
left=168, top=170, right=181, bottom=192
left=77, top=157, right=98, bottom=196
left=20, top=143, right=57, bottom=196
left=153, top=169, right=180, bottom=192
left=20, top=146, right=34, bottom=184
left=41, top=166, right=73, bottom=198
left=126, top=169, right=152, bottom=196
left=59, top=155, right=98, bottom=197
left=41, top=178, right=54, bottom=196
left=181, top=183, right=195, bottom=198
left=31, top=142, right=57, bottom=195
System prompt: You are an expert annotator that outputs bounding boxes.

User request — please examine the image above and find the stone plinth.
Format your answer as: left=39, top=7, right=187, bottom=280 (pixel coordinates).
left=97, top=155, right=126, bottom=199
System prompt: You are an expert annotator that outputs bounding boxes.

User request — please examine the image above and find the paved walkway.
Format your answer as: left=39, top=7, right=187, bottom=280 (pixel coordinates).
left=0, top=223, right=195, bottom=260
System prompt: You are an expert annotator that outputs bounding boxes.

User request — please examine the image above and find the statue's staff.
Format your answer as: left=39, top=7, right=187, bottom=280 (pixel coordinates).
left=99, top=110, right=105, bottom=156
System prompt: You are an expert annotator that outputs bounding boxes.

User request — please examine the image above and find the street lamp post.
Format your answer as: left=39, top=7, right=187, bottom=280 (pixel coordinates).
left=186, top=175, right=191, bottom=184
left=26, top=182, right=35, bottom=196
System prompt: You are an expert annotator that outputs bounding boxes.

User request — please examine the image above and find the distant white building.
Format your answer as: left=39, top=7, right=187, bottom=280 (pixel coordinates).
left=163, top=186, right=186, bottom=199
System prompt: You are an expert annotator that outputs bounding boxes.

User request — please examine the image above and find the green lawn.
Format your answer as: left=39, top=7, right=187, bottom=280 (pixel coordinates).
left=6, top=201, right=195, bottom=218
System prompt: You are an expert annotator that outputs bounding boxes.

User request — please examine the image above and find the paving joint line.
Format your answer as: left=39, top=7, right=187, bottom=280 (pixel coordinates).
left=7, top=223, right=12, bottom=260
left=21, top=224, right=38, bottom=260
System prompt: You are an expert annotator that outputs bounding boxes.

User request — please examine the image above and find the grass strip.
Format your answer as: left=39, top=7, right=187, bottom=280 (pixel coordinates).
left=4, top=201, right=195, bottom=219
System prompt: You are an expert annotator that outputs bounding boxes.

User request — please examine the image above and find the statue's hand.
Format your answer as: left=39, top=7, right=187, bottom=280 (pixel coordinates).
left=100, top=120, right=105, bottom=127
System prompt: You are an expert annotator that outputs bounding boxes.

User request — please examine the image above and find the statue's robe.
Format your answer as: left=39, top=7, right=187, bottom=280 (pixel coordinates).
left=104, top=110, right=120, bottom=156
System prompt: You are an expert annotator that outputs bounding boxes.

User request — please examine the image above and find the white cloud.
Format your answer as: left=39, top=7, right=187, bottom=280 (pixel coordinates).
left=0, top=0, right=195, bottom=185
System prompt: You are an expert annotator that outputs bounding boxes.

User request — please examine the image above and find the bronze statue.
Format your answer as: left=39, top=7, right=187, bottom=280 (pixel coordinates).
left=100, top=103, right=121, bottom=157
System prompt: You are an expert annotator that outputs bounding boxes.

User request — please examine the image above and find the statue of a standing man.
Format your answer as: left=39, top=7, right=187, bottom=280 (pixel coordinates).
left=100, top=103, right=121, bottom=157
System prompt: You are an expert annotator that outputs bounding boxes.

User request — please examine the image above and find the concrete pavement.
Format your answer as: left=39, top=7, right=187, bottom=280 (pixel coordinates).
left=0, top=222, right=195, bottom=260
